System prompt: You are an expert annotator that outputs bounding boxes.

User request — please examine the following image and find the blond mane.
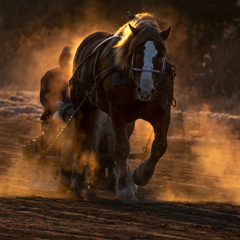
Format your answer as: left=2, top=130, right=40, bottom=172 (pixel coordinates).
left=113, top=13, right=166, bottom=71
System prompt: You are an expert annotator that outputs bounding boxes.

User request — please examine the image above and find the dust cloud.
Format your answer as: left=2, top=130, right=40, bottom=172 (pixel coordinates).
left=1, top=2, right=239, bottom=204
left=191, top=139, right=240, bottom=202
left=156, top=108, right=240, bottom=204
left=0, top=143, right=99, bottom=198
left=1, top=1, right=119, bottom=91
left=128, top=94, right=240, bottom=204
left=0, top=158, right=73, bottom=198
left=0, top=157, right=39, bottom=198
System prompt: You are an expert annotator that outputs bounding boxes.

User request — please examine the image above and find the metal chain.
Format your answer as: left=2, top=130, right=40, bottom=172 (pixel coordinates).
left=40, top=86, right=96, bottom=160
left=39, top=36, right=123, bottom=160
left=171, top=64, right=177, bottom=107
left=142, top=128, right=154, bottom=157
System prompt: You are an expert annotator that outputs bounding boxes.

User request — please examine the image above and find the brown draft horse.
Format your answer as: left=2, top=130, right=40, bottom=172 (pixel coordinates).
left=70, top=13, right=174, bottom=201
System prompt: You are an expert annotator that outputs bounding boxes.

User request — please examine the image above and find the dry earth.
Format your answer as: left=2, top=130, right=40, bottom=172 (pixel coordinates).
left=0, top=90, right=240, bottom=239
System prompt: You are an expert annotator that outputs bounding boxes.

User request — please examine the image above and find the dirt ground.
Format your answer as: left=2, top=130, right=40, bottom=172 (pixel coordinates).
left=0, top=116, right=240, bottom=239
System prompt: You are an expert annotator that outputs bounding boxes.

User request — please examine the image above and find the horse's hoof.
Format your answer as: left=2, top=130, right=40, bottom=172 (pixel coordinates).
left=132, top=167, right=154, bottom=186
left=117, top=187, right=137, bottom=202
left=73, top=175, right=89, bottom=200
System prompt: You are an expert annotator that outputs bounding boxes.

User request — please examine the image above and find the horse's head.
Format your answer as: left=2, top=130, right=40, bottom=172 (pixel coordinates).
left=114, top=13, right=171, bottom=102
left=129, top=25, right=171, bottom=101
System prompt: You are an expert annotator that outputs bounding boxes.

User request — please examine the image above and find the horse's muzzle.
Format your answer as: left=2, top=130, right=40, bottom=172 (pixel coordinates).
left=137, top=87, right=155, bottom=102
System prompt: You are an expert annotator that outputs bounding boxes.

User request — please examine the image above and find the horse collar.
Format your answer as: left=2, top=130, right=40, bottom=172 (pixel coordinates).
left=92, top=34, right=122, bottom=54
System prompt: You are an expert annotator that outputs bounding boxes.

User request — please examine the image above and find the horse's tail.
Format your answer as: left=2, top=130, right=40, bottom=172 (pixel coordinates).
left=85, top=109, right=108, bottom=152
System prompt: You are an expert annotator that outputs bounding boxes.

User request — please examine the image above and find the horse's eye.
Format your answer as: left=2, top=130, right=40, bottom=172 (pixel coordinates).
left=153, top=56, right=161, bottom=65
left=152, top=72, right=158, bottom=79
left=135, top=50, right=142, bottom=55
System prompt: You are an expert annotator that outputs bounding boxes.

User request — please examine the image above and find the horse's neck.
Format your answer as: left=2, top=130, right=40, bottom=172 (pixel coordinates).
left=98, top=48, right=115, bottom=71
left=100, top=37, right=121, bottom=63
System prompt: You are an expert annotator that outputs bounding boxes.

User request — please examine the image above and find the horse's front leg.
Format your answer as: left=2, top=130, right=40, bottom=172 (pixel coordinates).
left=112, top=122, right=137, bottom=202
left=132, top=106, right=170, bottom=186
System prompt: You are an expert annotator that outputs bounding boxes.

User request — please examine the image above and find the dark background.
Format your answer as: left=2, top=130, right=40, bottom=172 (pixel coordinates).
left=0, top=0, right=239, bottom=113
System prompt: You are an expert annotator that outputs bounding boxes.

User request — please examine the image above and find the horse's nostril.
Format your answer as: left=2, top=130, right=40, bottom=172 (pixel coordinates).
left=151, top=89, right=155, bottom=95
left=137, top=87, right=142, bottom=94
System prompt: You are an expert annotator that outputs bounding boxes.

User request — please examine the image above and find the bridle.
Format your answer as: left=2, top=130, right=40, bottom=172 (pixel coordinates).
left=129, top=50, right=167, bottom=91
left=131, top=50, right=166, bottom=74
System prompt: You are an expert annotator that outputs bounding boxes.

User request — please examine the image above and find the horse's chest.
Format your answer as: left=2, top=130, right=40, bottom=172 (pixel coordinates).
left=131, top=100, right=168, bottom=121
left=121, top=102, right=153, bottom=121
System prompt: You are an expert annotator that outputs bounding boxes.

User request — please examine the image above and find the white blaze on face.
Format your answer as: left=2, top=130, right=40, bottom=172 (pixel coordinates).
left=140, top=41, right=158, bottom=93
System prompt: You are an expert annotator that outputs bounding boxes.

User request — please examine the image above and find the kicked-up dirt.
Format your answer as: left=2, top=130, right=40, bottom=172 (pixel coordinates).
left=0, top=110, right=240, bottom=239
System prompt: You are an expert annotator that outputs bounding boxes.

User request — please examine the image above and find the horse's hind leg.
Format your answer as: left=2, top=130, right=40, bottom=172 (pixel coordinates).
left=71, top=114, right=89, bottom=200
left=132, top=106, right=170, bottom=186
left=72, top=110, right=105, bottom=199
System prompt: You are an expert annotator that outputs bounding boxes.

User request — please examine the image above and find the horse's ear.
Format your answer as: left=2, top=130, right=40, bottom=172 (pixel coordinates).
left=160, top=26, right=172, bottom=40
left=128, top=24, right=140, bottom=36
left=127, top=11, right=135, bottom=21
